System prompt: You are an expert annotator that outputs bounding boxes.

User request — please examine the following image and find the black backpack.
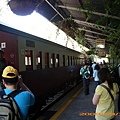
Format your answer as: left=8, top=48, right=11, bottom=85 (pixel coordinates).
left=0, top=90, right=23, bottom=120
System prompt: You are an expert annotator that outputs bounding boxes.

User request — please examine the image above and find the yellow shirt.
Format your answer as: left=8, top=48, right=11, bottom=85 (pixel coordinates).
left=95, top=83, right=119, bottom=120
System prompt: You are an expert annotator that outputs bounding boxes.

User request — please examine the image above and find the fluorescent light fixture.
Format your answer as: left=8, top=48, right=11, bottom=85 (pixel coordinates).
left=96, top=44, right=105, bottom=48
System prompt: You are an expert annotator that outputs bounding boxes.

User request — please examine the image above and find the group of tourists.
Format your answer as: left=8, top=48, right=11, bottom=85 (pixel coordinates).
left=80, top=61, right=120, bottom=120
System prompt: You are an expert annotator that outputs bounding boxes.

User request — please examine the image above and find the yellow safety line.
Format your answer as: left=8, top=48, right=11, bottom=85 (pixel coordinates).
left=50, top=86, right=83, bottom=120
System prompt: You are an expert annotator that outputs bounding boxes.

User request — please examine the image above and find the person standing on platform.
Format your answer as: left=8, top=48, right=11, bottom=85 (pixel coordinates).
left=80, top=63, right=91, bottom=95
left=93, top=63, right=100, bottom=88
left=92, top=62, right=96, bottom=79
left=111, top=63, right=120, bottom=112
left=0, top=66, right=35, bottom=120
left=0, top=48, right=7, bottom=90
left=102, top=60, right=108, bottom=68
left=92, top=68, right=119, bottom=120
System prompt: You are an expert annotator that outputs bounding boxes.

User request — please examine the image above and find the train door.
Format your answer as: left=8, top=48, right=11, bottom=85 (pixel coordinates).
left=44, top=52, right=49, bottom=68
left=25, top=49, right=33, bottom=71
left=63, top=55, right=65, bottom=66
left=36, top=51, right=42, bottom=69
left=0, top=31, right=19, bottom=69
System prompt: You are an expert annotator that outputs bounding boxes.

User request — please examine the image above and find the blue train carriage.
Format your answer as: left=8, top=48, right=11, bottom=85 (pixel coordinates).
left=0, top=24, right=85, bottom=114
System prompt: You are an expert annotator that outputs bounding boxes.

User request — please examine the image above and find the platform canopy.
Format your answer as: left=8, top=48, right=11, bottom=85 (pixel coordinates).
left=1, top=0, right=120, bottom=56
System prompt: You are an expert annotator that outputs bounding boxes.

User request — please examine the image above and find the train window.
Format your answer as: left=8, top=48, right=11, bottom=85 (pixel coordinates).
left=73, top=57, right=75, bottom=65
left=51, top=53, right=55, bottom=67
left=71, top=56, right=72, bottom=65
left=67, top=56, right=70, bottom=66
left=79, top=58, right=81, bottom=64
left=25, top=50, right=33, bottom=71
left=36, top=51, right=42, bottom=69
left=44, top=52, right=49, bottom=68
left=78, top=58, right=80, bottom=65
left=77, top=57, right=78, bottom=65
left=74, top=57, right=76, bottom=65
left=80, top=58, right=84, bottom=64
left=63, top=55, right=65, bottom=66
left=77, top=57, right=79, bottom=65
left=75, top=57, right=76, bottom=65
left=56, top=54, right=59, bottom=67
left=76, top=57, right=77, bottom=65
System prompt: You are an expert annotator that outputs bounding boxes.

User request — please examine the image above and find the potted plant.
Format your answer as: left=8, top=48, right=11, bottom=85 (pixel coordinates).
left=8, top=0, right=44, bottom=15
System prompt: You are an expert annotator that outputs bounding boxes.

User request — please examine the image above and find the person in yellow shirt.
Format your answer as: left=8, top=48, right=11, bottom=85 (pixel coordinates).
left=92, top=68, right=119, bottom=120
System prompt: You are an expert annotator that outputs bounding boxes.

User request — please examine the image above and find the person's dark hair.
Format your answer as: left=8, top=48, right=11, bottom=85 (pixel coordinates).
left=94, top=64, right=100, bottom=70
left=3, top=77, right=18, bottom=85
left=98, top=68, right=113, bottom=90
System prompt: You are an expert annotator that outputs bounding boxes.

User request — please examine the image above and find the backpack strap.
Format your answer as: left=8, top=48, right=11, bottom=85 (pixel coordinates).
left=82, top=67, right=87, bottom=75
left=0, top=90, right=23, bottom=100
left=7, top=90, right=23, bottom=98
left=100, top=84, right=114, bottom=101
left=5, top=90, right=23, bottom=120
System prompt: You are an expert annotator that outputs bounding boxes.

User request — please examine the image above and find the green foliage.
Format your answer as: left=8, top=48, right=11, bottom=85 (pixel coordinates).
left=95, top=0, right=120, bottom=58
left=84, top=0, right=96, bottom=11
left=78, top=0, right=96, bottom=21
left=74, top=29, right=86, bottom=45
left=56, top=16, right=87, bottom=47
left=56, top=0, right=120, bottom=58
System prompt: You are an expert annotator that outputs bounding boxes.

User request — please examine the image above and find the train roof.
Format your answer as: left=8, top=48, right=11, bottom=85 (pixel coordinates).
left=0, top=24, right=84, bottom=54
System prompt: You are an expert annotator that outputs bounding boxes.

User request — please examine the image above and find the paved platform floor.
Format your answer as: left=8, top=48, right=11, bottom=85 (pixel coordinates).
left=49, top=80, right=120, bottom=120
left=54, top=80, right=96, bottom=120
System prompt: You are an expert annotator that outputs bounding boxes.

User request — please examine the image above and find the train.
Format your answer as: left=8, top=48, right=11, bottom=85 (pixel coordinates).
left=0, top=24, right=86, bottom=118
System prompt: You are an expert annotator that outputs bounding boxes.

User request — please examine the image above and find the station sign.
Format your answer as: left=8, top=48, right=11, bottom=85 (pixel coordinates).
left=96, top=39, right=105, bottom=48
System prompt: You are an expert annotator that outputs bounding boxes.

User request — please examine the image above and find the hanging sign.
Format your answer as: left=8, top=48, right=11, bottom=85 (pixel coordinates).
left=96, top=39, right=105, bottom=48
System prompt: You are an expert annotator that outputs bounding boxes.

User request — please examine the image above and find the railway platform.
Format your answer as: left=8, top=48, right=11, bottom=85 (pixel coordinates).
left=38, top=80, right=120, bottom=120
left=49, top=80, right=95, bottom=120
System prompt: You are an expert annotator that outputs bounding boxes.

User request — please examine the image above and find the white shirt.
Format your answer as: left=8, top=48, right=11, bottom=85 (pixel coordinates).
left=92, top=63, right=96, bottom=77
left=93, top=69, right=99, bottom=81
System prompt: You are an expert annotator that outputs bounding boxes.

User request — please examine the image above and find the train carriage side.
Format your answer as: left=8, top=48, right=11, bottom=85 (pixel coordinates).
left=18, top=34, right=84, bottom=113
left=0, top=25, right=85, bottom=115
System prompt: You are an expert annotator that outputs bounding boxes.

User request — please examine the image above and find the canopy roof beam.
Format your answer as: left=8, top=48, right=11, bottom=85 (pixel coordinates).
left=74, top=19, right=115, bottom=33
left=58, top=5, right=120, bottom=20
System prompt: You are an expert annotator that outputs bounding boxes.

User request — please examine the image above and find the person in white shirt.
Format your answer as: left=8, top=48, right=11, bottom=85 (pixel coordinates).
left=93, top=64, right=100, bottom=88
left=92, top=62, right=96, bottom=78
